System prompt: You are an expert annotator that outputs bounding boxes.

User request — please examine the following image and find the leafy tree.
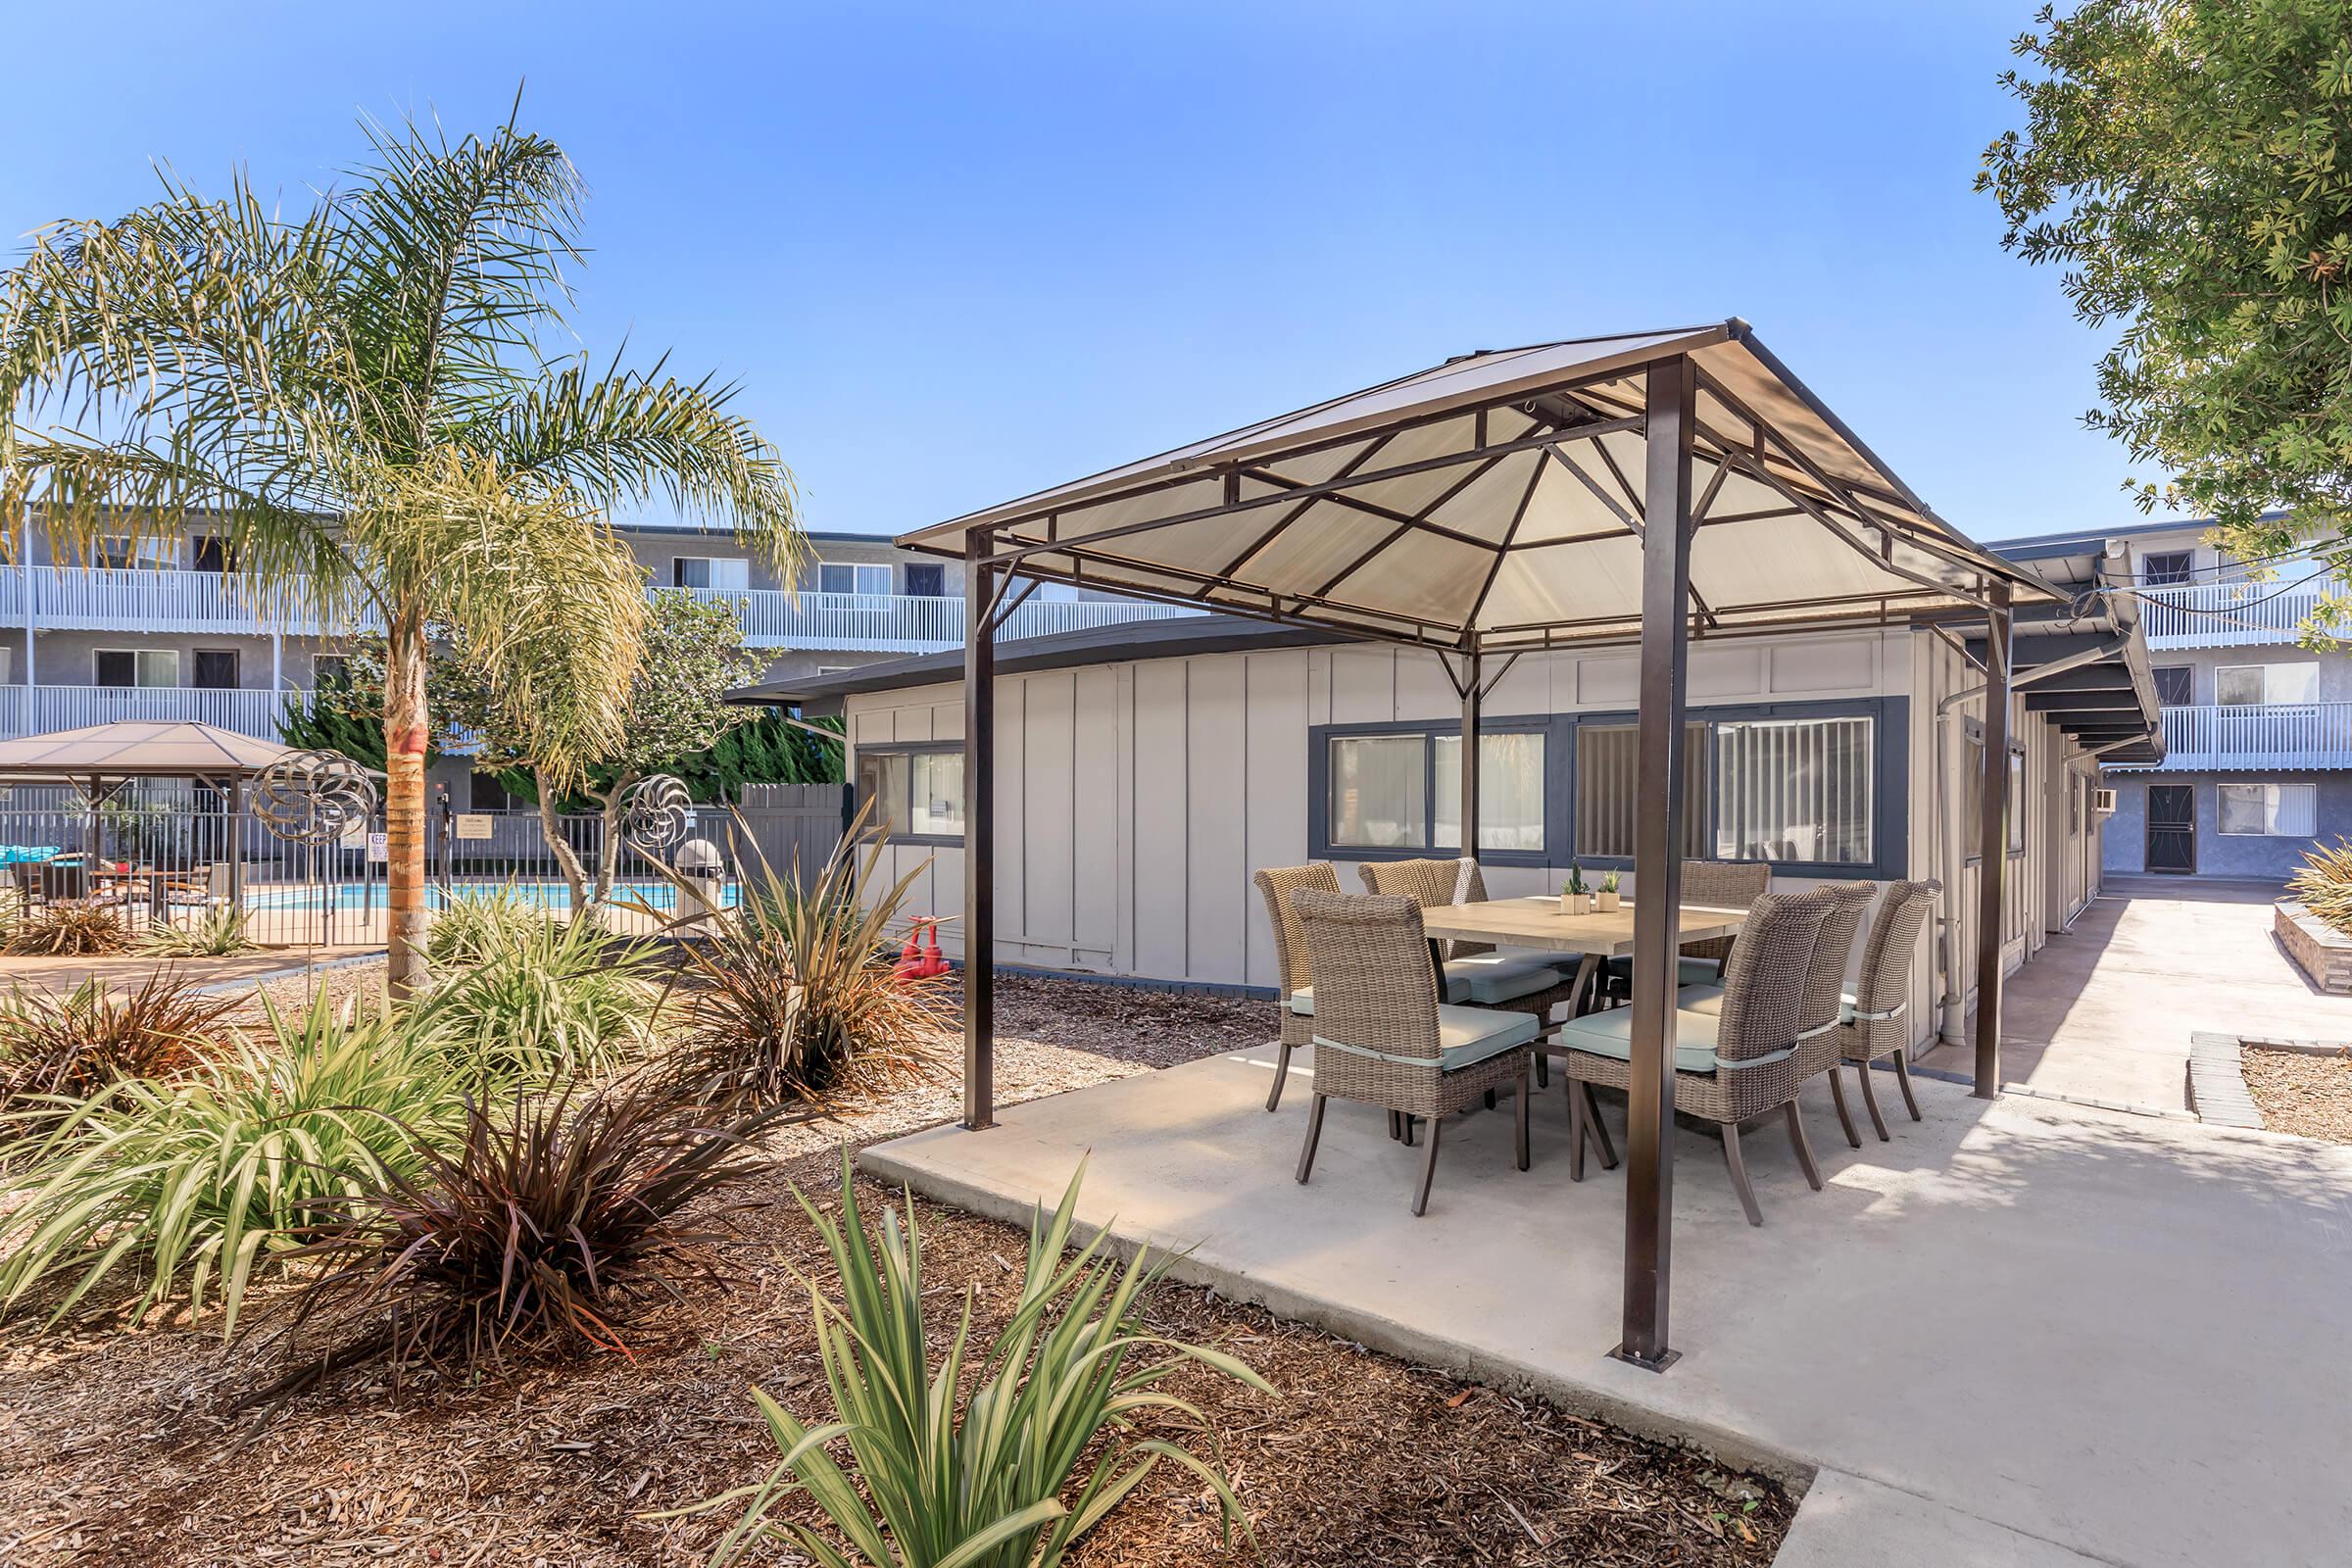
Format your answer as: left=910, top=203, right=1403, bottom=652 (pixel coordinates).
left=439, top=589, right=793, bottom=910
left=0, top=104, right=801, bottom=992
left=1979, top=0, right=2352, bottom=618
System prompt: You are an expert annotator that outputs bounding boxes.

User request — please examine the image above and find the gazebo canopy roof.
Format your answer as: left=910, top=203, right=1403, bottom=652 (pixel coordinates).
left=899, top=320, right=2062, bottom=650
left=0, top=720, right=303, bottom=780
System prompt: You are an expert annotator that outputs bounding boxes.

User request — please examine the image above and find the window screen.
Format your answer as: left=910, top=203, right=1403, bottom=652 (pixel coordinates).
left=818, top=563, right=892, bottom=596
left=2151, top=666, right=2194, bottom=708
left=95, top=650, right=178, bottom=688
left=910, top=752, right=964, bottom=836
left=1714, top=714, right=1875, bottom=864
left=1328, top=735, right=1427, bottom=849
left=1576, top=723, right=1707, bottom=858
left=1433, top=732, right=1545, bottom=853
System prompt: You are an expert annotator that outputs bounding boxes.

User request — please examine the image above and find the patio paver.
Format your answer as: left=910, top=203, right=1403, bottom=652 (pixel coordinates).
left=863, top=1042, right=2352, bottom=1568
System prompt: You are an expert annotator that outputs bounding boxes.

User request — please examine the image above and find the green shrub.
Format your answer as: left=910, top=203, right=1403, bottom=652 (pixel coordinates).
left=695, top=1157, right=1266, bottom=1568
left=256, top=1080, right=793, bottom=1396
left=410, top=913, right=662, bottom=1089
left=665, top=808, right=943, bottom=1107
left=0, top=970, right=236, bottom=1128
left=136, top=904, right=256, bottom=957
left=0, top=989, right=466, bottom=1336
left=2290, top=839, right=2352, bottom=936
left=424, top=885, right=561, bottom=969
left=5, top=898, right=127, bottom=956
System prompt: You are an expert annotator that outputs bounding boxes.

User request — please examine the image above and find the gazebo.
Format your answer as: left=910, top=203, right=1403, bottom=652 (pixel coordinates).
left=895, top=321, right=2070, bottom=1369
left=0, top=719, right=309, bottom=909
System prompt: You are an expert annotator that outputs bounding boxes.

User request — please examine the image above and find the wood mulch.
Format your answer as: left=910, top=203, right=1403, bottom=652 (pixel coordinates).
left=0, top=968, right=1790, bottom=1567
left=2239, top=1045, right=2352, bottom=1145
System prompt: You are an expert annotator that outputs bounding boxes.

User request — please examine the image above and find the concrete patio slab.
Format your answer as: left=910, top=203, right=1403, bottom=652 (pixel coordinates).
left=1919, top=876, right=2352, bottom=1112
left=864, top=1043, right=2352, bottom=1568
left=1774, top=1471, right=2107, bottom=1568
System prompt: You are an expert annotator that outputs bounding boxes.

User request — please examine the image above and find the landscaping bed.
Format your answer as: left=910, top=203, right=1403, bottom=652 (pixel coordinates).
left=0, top=964, right=1788, bottom=1567
left=2238, top=1045, right=2352, bottom=1145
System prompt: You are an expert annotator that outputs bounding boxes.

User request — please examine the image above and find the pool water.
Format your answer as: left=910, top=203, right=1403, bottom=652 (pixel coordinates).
left=242, top=880, right=739, bottom=913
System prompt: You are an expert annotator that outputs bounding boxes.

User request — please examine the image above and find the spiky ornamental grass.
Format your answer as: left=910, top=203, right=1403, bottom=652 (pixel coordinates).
left=0, top=989, right=466, bottom=1337
left=250, top=1079, right=796, bottom=1401
left=0, top=969, right=237, bottom=1131
left=135, top=904, right=257, bottom=957
left=5, top=898, right=128, bottom=956
left=666, top=808, right=944, bottom=1109
left=422, top=885, right=561, bottom=969
left=410, top=911, right=662, bottom=1091
left=2290, top=838, right=2352, bottom=936
left=692, top=1156, right=1269, bottom=1568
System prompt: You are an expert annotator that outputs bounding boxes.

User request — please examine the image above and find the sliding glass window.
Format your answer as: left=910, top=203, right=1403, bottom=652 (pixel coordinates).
left=1714, top=714, right=1875, bottom=866
left=1325, top=730, right=1545, bottom=856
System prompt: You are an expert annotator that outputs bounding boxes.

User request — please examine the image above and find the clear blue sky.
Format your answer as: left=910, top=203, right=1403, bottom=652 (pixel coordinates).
left=2, top=0, right=2178, bottom=546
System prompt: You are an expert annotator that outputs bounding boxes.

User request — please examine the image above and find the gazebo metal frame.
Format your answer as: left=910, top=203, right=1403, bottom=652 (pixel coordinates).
left=896, top=320, right=2147, bottom=1370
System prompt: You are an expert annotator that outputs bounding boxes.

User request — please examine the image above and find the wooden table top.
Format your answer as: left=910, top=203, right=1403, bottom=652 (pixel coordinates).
left=1417, top=897, right=1745, bottom=956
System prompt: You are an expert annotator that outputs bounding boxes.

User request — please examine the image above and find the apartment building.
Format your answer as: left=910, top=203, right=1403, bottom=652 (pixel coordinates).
left=0, top=515, right=1192, bottom=798
left=1998, top=516, right=2347, bottom=881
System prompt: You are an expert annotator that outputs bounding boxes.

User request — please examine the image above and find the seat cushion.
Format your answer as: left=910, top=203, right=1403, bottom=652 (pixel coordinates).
left=1603, top=954, right=1724, bottom=986
left=1286, top=986, right=1313, bottom=1017
left=1434, top=1004, right=1541, bottom=1070
left=1440, top=955, right=1561, bottom=1005
left=1553, top=1000, right=1724, bottom=1075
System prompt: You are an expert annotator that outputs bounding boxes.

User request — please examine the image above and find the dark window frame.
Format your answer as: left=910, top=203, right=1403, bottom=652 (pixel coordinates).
left=854, top=740, right=967, bottom=846
left=1305, top=695, right=1908, bottom=879
left=2150, top=664, right=2194, bottom=708
left=2140, top=550, right=2194, bottom=586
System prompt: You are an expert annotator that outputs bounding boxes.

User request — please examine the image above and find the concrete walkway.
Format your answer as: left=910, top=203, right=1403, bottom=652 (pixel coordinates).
left=866, top=1046, right=2352, bottom=1567
left=1917, top=875, right=2352, bottom=1113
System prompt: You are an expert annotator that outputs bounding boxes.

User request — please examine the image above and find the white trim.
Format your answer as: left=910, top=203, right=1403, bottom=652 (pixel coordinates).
left=92, top=647, right=179, bottom=688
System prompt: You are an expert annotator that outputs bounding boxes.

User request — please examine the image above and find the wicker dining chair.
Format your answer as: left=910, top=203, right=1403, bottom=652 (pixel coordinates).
left=1600, top=858, right=1771, bottom=1000
left=1356, top=858, right=1592, bottom=1051
left=1252, top=861, right=1342, bottom=1111
left=1290, top=887, right=1536, bottom=1216
left=1549, top=886, right=1840, bottom=1226
left=1832, top=880, right=1940, bottom=1142
left=1785, top=880, right=1879, bottom=1161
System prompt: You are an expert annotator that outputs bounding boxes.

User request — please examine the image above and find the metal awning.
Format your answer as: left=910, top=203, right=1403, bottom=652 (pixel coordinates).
left=900, top=321, right=2063, bottom=649
left=1970, top=535, right=2164, bottom=766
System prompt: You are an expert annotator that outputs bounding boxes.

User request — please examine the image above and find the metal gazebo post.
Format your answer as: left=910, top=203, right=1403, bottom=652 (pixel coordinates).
left=1616, top=354, right=1696, bottom=1372
left=1975, top=580, right=2014, bottom=1097
left=962, top=526, right=998, bottom=1131
left=1459, top=652, right=1482, bottom=859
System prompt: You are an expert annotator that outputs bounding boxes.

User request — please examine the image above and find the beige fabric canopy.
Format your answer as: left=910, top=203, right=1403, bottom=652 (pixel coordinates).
left=0, top=720, right=302, bottom=781
left=899, top=320, right=2060, bottom=648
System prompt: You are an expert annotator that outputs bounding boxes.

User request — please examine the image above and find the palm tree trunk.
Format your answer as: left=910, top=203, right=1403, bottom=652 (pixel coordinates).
left=383, top=611, right=431, bottom=997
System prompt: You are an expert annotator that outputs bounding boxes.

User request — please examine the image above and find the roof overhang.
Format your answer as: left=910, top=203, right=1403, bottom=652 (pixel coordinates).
left=1974, top=536, right=2165, bottom=765
left=897, top=320, right=2063, bottom=654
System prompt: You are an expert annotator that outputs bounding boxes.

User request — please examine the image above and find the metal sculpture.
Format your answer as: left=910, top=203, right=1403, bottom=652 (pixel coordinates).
left=252, top=749, right=377, bottom=845
left=618, top=773, right=694, bottom=854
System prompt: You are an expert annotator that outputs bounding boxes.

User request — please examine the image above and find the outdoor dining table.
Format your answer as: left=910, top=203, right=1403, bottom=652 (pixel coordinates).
left=1416, top=897, right=1749, bottom=1025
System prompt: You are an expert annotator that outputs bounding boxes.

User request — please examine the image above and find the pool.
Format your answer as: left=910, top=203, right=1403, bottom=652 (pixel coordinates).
left=242, top=880, right=740, bottom=913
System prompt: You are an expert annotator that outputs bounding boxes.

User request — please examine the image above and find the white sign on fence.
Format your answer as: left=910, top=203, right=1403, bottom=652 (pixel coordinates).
left=366, top=831, right=388, bottom=862
left=340, top=821, right=366, bottom=849
left=454, top=813, right=494, bottom=841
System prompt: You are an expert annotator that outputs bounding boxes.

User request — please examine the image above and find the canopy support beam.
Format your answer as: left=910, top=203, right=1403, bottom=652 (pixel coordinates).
left=1460, top=652, right=1482, bottom=862
left=1974, top=581, right=2013, bottom=1100
left=1615, top=355, right=1696, bottom=1375
left=963, top=528, right=999, bottom=1131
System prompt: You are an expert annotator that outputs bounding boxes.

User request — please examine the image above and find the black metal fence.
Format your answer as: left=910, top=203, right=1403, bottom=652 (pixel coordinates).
left=0, top=782, right=851, bottom=947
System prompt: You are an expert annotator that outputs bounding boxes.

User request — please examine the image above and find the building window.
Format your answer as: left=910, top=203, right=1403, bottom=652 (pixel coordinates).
left=94, top=649, right=178, bottom=688
left=190, top=535, right=235, bottom=574
left=1323, top=729, right=1548, bottom=855
left=2008, top=749, right=2027, bottom=856
left=192, top=649, right=239, bottom=690
left=1434, top=732, right=1545, bottom=853
left=673, top=557, right=750, bottom=590
left=2217, top=781, right=2317, bottom=836
left=818, top=563, right=893, bottom=596
left=1328, top=734, right=1428, bottom=849
left=904, top=564, right=946, bottom=597
left=2216, top=662, right=2320, bottom=707
left=1715, top=714, right=1876, bottom=865
left=1575, top=722, right=1707, bottom=858
left=2151, top=665, right=2194, bottom=708
left=2140, top=550, right=2194, bottom=586
left=856, top=744, right=963, bottom=841
left=95, top=536, right=176, bottom=570
left=469, top=773, right=514, bottom=812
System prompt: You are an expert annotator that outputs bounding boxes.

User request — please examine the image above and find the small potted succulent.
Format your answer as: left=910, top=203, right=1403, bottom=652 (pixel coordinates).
left=1562, top=863, right=1592, bottom=914
left=1597, top=869, right=1622, bottom=913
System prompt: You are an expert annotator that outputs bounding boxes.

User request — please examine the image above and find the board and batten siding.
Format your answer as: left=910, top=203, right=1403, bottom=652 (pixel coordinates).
left=845, top=624, right=2103, bottom=1055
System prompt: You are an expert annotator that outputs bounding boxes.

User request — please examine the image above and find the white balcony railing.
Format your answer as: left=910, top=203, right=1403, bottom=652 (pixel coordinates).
left=2116, top=702, right=2352, bottom=771
left=2134, top=578, right=2340, bottom=650
left=0, top=684, right=305, bottom=742
left=1, top=565, right=1197, bottom=654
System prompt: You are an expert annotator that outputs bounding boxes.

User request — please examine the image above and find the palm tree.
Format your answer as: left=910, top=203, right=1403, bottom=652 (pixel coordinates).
left=0, top=104, right=801, bottom=993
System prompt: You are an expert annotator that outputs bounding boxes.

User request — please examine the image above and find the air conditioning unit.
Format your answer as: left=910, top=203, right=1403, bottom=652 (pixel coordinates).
left=2093, top=787, right=2118, bottom=815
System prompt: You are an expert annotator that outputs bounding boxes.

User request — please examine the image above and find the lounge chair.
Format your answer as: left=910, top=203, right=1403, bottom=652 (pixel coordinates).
left=1251, top=860, right=1341, bottom=1112
left=1290, top=887, right=1535, bottom=1216
left=1831, top=880, right=1940, bottom=1142
left=1549, top=885, right=1841, bottom=1226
